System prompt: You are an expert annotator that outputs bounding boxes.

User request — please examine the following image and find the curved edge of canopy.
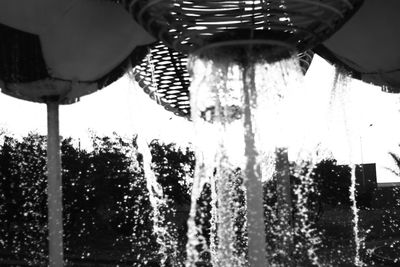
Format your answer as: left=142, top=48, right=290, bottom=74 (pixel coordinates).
left=0, top=79, right=95, bottom=104
left=0, top=0, right=155, bottom=104
left=314, top=45, right=400, bottom=94
left=0, top=43, right=152, bottom=104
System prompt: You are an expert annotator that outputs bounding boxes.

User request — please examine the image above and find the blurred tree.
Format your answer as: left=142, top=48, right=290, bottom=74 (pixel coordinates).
left=0, top=133, right=48, bottom=265
left=0, top=131, right=201, bottom=266
left=61, top=134, right=158, bottom=262
left=149, top=140, right=194, bottom=204
left=312, top=159, right=352, bottom=208
left=0, top=136, right=20, bottom=248
left=1, top=133, right=198, bottom=264
left=148, top=140, right=194, bottom=264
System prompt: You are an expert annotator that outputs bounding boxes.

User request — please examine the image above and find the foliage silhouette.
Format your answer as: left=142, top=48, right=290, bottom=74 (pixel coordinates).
left=0, top=132, right=193, bottom=265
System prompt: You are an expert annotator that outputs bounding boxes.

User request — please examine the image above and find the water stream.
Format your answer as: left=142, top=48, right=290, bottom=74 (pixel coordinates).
left=136, top=136, right=181, bottom=266
left=129, top=51, right=367, bottom=266
left=186, top=51, right=316, bottom=266
left=330, top=69, right=364, bottom=266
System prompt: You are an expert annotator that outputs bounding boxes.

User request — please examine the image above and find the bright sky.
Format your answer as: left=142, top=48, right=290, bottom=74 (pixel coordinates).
left=0, top=55, right=400, bottom=183
left=301, top=56, right=400, bottom=184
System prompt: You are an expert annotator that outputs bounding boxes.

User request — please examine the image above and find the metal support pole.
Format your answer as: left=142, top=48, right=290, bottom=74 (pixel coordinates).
left=243, top=63, right=267, bottom=267
left=47, top=101, right=64, bottom=266
left=275, top=147, right=293, bottom=265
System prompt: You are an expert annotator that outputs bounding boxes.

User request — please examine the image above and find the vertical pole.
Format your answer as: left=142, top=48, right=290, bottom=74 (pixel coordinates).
left=47, top=101, right=64, bottom=267
left=243, top=63, right=267, bottom=267
left=275, top=148, right=293, bottom=265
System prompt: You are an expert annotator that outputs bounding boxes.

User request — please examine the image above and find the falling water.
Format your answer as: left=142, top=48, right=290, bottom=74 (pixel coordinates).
left=126, top=63, right=183, bottom=266
left=136, top=136, right=180, bottom=266
left=185, top=49, right=317, bottom=266
left=290, top=155, right=323, bottom=266
left=129, top=48, right=369, bottom=265
left=330, top=69, right=363, bottom=266
left=350, top=165, right=363, bottom=266
left=185, top=54, right=247, bottom=266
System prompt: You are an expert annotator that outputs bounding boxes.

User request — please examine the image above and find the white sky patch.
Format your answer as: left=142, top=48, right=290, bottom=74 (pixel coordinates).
left=59, top=75, right=194, bottom=149
left=0, top=93, right=47, bottom=135
left=0, top=56, right=400, bottom=183
left=301, top=56, right=400, bottom=183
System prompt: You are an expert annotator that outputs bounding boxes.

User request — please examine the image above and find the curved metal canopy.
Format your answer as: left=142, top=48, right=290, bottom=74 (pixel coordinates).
left=124, top=0, right=362, bottom=118
left=0, top=2, right=156, bottom=266
left=129, top=0, right=363, bottom=60
left=0, top=0, right=154, bottom=104
left=316, top=0, right=400, bottom=93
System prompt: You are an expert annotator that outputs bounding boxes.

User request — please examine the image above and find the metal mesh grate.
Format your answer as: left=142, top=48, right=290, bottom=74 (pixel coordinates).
left=132, top=42, right=192, bottom=118
left=133, top=42, right=314, bottom=119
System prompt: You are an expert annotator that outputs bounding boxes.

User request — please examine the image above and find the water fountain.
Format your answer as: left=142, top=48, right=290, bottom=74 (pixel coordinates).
left=2, top=0, right=400, bottom=266
left=127, top=0, right=363, bottom=266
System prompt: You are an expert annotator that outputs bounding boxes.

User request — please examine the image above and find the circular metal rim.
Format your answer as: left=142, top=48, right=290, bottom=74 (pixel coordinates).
left=129, top=0, right=364, bottom=57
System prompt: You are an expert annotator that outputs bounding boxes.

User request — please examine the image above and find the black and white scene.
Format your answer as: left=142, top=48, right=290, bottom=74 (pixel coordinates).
left=1, top=1, right=400, bottom=266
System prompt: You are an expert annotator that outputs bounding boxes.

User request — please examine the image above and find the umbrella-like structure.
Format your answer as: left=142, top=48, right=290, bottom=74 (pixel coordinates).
left=0, top=0, right=154, bottom=103
left=3, top=0, right=395, bottom=265
left=0, top=1, right=154, bottom=266
left=129, top=0, right=362, bottom=57
left=316, top=0, right=400, bottom=93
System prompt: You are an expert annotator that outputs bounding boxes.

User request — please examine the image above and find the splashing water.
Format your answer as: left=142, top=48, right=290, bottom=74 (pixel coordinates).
left=126, top=67, right=184, bottom=266
left=329, top=69, right=364, bottom=267
left=350, top=164, right=363, bottom=266
left=290, top=154, right=323, bottom=266
left=129, top=49, right=366, bottom=266
left=185, top=55, right=246, bottom=266
left=185, top=50, right=322, bottom=266
left=136, top=136, right=180, bottom=266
